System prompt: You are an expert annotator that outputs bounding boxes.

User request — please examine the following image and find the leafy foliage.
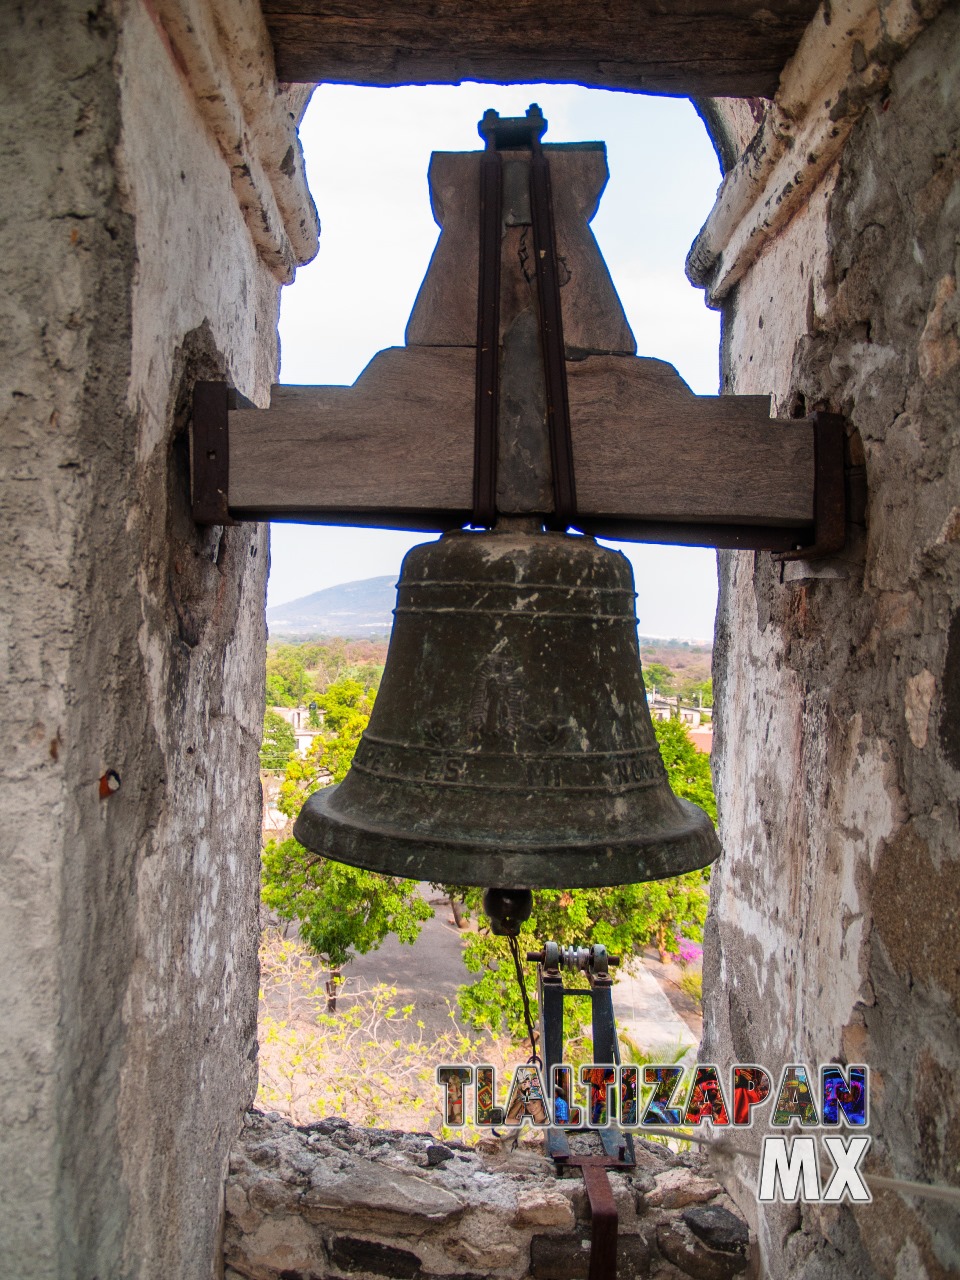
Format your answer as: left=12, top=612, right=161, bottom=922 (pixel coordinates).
left=319, top=677, right=372, bottom=735
left=262, top=842, right=431, bottom=970
left=273, top=677, right=376, bottom=821
left=642, top=661, right=676, bottom=693
left=265, top=645, right=312, bottom=707
left=258, top=930, right=523, bottom=1131
left=262, top=675, right=432, bottom=976
left=457, top=867, right=710, bottom=1040
left=260, top=709, right=298, bottom=772
left=679, top=676, right=713, bottom=708
left=652, top=716, right=716, bottom=824
left=265, top=639, right=386, bottom=708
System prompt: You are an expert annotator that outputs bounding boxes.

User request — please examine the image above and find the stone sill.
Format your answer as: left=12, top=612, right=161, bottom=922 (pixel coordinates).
left=225, top=1110, right=753, bottom=1280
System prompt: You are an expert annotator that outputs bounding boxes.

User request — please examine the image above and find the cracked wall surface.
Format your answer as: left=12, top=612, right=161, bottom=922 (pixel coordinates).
left=0, top=3, right=316, bottom=1275
left=701, top=6, right=960, bottom=1277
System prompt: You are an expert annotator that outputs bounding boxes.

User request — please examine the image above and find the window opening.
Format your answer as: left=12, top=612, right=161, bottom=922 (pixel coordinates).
left=259, top=83, right=721, bottom=1132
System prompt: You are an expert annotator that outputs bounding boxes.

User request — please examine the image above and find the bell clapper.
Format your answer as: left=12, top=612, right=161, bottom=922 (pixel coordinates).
left=482, top=886, right=534, bottom=937
left=480, top=887, right=542, bottom=1065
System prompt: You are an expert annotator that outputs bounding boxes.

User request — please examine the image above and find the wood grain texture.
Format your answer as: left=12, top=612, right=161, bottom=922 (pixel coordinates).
left=263, top=0, right=820, bottom=97
left=405, top=147, right=635, bottom=355
left=228, top=347, right=474, bottom=519
left=569, top=355, right=813, bottom=524
left=227, top=347, right=814, bottom=530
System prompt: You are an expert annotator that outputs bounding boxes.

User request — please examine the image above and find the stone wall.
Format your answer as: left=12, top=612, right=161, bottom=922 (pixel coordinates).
left=692, top=4, right=960, bottom=1276
left=0, top=3, right=316, bottom=1276
left=225, top=1111, right=754, bottom=1280
left=5, top=1, right=958, bottom=1276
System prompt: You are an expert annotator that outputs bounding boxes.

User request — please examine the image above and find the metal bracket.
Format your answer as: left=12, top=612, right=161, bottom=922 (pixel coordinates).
left=529, top=941, right=635, bottom=1280
left=190, top=382, right=254, bottom=526
left=559, top=1155, right=622, bottom=1280
left=473, top=105, right=577, bottom=529
left=776, top=411, right=846, bottom=560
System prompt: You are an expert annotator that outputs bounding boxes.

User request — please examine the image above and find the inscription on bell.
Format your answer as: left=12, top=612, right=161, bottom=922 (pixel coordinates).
left=423, top=754, right=467, bottom=783
left=526, top=758, right=564, bottom=789
left=353, top=733, right=664, bottom=794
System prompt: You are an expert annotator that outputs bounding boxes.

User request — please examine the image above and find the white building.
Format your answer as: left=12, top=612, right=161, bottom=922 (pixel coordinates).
left=271, top=704, right=325, bottom=756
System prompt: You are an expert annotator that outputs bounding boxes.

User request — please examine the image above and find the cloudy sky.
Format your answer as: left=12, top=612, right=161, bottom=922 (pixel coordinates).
left=269, top=83, right=724, bottom=641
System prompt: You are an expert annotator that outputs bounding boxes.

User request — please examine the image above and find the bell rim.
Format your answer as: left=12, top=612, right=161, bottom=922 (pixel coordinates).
left=293, top=785, right=719, bottom=889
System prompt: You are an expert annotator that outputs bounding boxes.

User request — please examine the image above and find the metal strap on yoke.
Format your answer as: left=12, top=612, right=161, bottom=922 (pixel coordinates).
left=473, top=106, right=578, bottom=529
left=529, top=125, right=577, bottom=529
left=474, top=117, right=502, bottom=527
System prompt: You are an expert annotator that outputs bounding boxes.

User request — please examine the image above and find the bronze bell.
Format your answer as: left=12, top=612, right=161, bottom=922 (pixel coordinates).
left=293, top=524, right=719, bottom=889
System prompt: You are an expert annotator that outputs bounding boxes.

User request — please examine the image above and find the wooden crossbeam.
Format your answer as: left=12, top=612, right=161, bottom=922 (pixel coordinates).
left=205, top=346, right=824, bottom=551
left=263, top=0, right=821, bottom=98
left=193, top=125, right=848, bottom=556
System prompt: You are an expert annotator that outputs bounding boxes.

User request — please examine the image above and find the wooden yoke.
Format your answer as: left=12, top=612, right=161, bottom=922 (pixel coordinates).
left=192, top=109, right=847, bottom=555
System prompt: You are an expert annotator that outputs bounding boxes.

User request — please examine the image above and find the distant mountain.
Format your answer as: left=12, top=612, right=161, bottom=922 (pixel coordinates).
left=267, top=576, right=396, bottom=637
left=267, top=575, right=716, bottom=646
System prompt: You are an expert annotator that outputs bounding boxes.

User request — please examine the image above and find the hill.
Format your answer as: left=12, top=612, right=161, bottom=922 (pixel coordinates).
left=638, top=637, right=712, bottom=685
left=267, top=576, right=396, bottom=638
left=268, top=578, right=713, bottom=665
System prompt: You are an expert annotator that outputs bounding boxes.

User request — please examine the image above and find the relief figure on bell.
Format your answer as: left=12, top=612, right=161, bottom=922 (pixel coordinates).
left=468, top=653, right=524, bottom=744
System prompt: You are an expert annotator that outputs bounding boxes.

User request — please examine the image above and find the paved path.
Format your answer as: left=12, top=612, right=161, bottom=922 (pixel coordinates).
left=611, top=961, right=698, bottom=1062
left=339, top=886, right=699, bottom=1060
left=340, top=887, right=475, bottom=1039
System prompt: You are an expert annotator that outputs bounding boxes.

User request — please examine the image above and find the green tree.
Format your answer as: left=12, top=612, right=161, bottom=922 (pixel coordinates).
left=346, top=661, right=385, bottom=693
left=456, top=718, right=715, bottom=1039
left=653, top=716, right=716, bottom=823
left=319, top=676, right=372, bottom=734
left=262, top=839, right=432, bottom=1007
left=260, top=709, right=297, bottom=772
left=265, top=669, right=295, bottom=707
left=678, top=676, right=713, bottom=709
left=642, top=661, right=676, bottom=693
left=265, top=644, right=310, bottom=707
left=276, top=718, right=366, bottom=819
left=262, top=684, right=433, bottom=1008
left=264, top=638, right=390, bottom=703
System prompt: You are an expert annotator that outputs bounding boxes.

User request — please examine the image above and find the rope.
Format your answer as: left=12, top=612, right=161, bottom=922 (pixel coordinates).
left=508, top=934, right=541, bottom=1067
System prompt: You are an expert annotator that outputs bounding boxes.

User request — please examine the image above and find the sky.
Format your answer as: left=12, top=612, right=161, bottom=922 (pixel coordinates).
left=269, top=83, right=723, bottom=641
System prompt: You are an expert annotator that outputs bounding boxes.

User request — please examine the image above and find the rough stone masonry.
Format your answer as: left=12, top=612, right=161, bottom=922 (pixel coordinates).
left=690, top=3, right=960, bottom=1277
left=225, top=1111, right=754, bottom=1280
left=0, top=3, right=316, bottom=1276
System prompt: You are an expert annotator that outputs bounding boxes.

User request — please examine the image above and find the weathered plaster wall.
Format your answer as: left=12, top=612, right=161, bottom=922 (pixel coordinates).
left=0, top=2, right=315, bottom=1276
left=700, top=6, right=960, bottom=1277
